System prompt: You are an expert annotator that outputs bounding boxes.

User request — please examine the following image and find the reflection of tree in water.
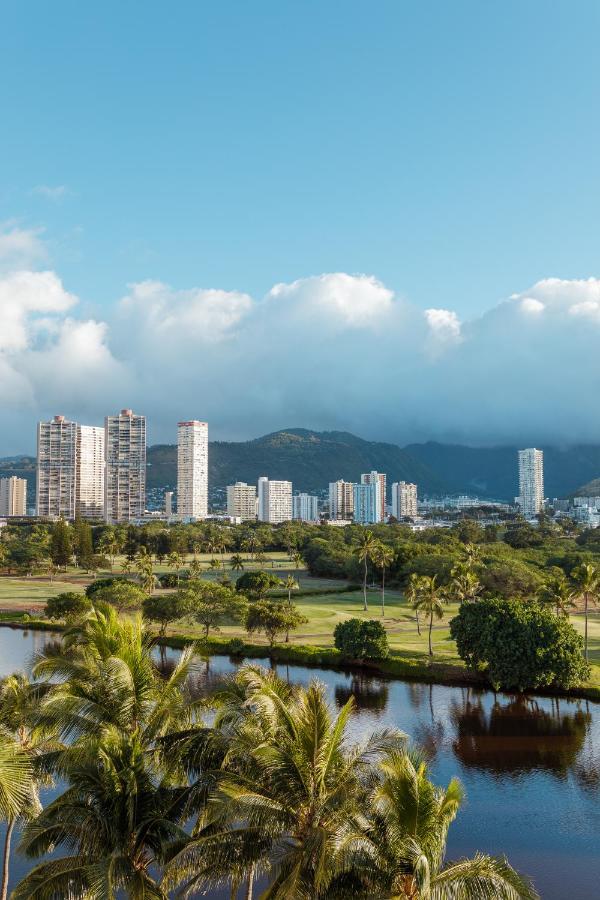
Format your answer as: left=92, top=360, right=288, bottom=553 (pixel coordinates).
left=154, top=653, right=228, bottom=701
left=334, top=674, right=389, bottom=714
left=450, top=693, right=591, bottom=777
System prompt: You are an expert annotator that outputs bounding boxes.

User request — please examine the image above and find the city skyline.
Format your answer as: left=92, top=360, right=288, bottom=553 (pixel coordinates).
left=2, top=5, right=600, bottom=453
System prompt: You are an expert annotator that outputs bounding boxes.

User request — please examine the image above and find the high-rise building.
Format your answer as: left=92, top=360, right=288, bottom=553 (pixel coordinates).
left=361, top=471, right=386, bottom=522
left=76, top=426, right=105, bottom=519
left=257, top=477, right=292, bottom=524
left=37, top=416, right=105, bottom=519
left=226, top=482, right=257, bottom=521
left=353, top=481, right=381, bottom=525
left=36, top=415, right=78, bottom=518
left=177, top=421, right=208, bottom=519
left=518, top=448, right=544, bottom=519
left=0, top=477, right=27, bottom=517
left=104, top=409, right=146, bottom=523
left=328, top=480, right=355, bottom=520
left=164, top=491, right=174, bottom=517
left=391, top=481, right=418, bottom=519
left=292, top=493, right=319, bottom=522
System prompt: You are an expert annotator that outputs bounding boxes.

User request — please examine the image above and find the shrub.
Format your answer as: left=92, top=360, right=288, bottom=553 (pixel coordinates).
left=334, top=618, right=389, bottom=660
left=85, top=577, right=122, bottom=598
left=450, top=598, right=590, bottom=691
left=45, top=592, right=92, bottom=622
left=235, top=571, right=281, bottom=600
left=227, top=637, right=245, bottom=656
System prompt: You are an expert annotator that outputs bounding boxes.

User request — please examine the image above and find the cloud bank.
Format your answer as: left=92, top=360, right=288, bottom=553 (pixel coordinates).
left=1, top=228, right=600, bottom=453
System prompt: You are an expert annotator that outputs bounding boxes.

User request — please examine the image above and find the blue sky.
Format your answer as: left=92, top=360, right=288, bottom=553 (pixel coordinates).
left=1, top=2, right=600, bottom=451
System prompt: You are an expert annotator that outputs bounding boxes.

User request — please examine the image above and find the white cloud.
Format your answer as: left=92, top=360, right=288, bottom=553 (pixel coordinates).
left=0, top=224, right=48, bottom=271
left=31, top=185, right=68, bottom=201
left=3, top=269, right=600, bottom=452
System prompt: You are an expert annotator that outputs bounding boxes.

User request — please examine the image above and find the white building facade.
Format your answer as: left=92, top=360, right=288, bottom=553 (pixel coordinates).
left=177, top=420, right=208, bottom=519
left=76, top=425, right=105, bottom=519
left=36, top=416, right=79, bottom=518
left=353, top=481, right=381, bottom=525
left=0, top=477, right=27, bottom=517
left=226, top=482, right=257, bottom=521
left=518, top=448, right=544, bottom=519
left=361, top=471, right=386, bottom=522
left=292, top=493, right=319, bottom=522
left=391, top=481, right=418, bottom=519
left=328, top=480, right=355, bottom=520
left=104, top=409, right=146, bottom=523
left=257, top=477, right=293, bottom=524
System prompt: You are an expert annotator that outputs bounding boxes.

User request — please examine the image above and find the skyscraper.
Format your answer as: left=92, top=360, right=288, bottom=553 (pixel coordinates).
left=328, top=480, right=355, bottom=520
left=518, top=448, right=544, bottom=519
left=391, top=481, right=418, bottom=519
left=292, top=493, right=319, bottom=522
left=177, top=421, right=208, bottom=519
left=36, top=415, right=78, bottom=518
left=76, top=425, right=105, bottom=519
left=104, top=409, right=146, bottom=523
left=361, top=471, right=386, bottom=522
left=257, top=477, right=292, bottom=523
left=353, top=481, right=381, bottom=525
left=0, top=477, right=27, bottom=517
left=226, top=482, right=257, bottom=521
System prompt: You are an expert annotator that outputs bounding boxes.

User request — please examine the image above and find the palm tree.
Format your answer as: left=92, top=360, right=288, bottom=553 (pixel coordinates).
left=0, top=735, right=32, bottom=900
left=354, top=530, right=379, bottom=612
left=448, top=562, right=482, bottom=605
left=537, top=573, right=577, bottom=617
left=165, top=669, right=404, bottom=899
left=411, top=575, right=446, bottom=657
left=281, top=575, right=300, bottom=642
left=0, top=674, right=56, bottom=900
left=168, top=551, right=184, bottom=584
left=189, top=558, right=203, bottom=579
left=292, top=550, right=303, bottom=569
left=405, top=572, right=423, bottom=635
left=372, top=543, right=394, bottom=617
left=353, top=749, right=538, bottom=899
left=462, top=543, right=482, bottom=570
left=230, top=553, right=245, bottom=572
left=14, top=728, right=188, bottom=899
left=98, top=529, right=120, bottom=570
left=571, top=563, right=600, bottom=660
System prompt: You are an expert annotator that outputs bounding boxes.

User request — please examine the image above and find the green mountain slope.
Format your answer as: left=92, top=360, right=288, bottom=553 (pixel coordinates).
left=147, top=429, right=444, bottom=495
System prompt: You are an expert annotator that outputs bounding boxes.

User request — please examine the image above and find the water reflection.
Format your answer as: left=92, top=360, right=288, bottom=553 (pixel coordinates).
left=334, top=674, right=389, bottom=714
left=450, top=693, right=591, bottom=776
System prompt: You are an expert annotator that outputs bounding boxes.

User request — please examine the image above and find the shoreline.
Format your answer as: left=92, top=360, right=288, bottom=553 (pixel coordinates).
left=3, top=617, right=600, bottom=703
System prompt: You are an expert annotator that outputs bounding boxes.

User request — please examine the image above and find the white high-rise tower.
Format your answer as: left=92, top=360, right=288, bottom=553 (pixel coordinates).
left=518, top=448, right=544, bottom=519
left=177, top=421, right=208, bottom=519
left=104, top=409, right=146, bottom=523
left=37, top=416, right=104, bottom=519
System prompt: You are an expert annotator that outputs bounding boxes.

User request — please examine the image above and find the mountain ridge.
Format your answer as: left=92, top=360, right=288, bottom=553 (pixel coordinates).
left=3, top=430, right=600, bottom=502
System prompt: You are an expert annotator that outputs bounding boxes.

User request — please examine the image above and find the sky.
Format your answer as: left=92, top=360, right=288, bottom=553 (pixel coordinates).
left=1, top=1, right=600, bottom=453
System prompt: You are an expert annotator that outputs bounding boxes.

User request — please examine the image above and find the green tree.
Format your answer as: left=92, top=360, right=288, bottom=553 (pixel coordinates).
left=49, top=519, right=71, bottom=570
left=450, top=598, right=591, bottom=691
left=230, top=553, right=244, bottom=572
left=235, top=570, right=280, bottom=600
left=334, top=618, right=389, bottom=660
left=537, top=572, right=577, bottom=617
left=72, top=518, right=94, bottom=570
left=168, top=551, right=184, bottom=584
left=45, top=592, right=92, bottom=623
left=354, top=529, right=379, bottom=612
left=186, top=582, right=248, bottom=639
left=448, top=562, right=482, bottom=604
left=355, top=749, right=538, bottom=899
left=571, top=563, right=600, bottom=660
left=142, top=593, right=190, bottom=637
left=372, top=542, right=394, bottom=616
left=91, top=580, right=146, bottom=613
left=245, top=599, right=305, bottom=648
left=405, top=572, right=422, bottom=635
left=411, top=575, right=446, bottom=657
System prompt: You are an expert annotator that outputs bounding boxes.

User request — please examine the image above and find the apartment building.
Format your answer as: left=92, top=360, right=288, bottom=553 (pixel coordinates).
left=226, top=482, right=257, bottom=521
left=36, top=415, right=79, bottom=518
left=0, top=477, right=27, bottom=517
left=391, top=481, right=418, bottom=519
left=361, top=470, right=386, bottom=522
left=328, top=480, right=355, bottom=520
left=76, top=425, right=105, bottom=518
left=353, top=480, right=381, bottom=525
left=518, top=448, right=544, bottom=519
left=104, top=409, right=146, bottom=523
left=257, top=477, right=292, bottom=524
left=292, top=493, right=319, bottom=522
left=177, top=420, right=208, bottom=519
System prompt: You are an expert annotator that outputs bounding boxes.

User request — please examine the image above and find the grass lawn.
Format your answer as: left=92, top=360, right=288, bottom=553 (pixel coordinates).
left=2, top=569, right=600, bottom=689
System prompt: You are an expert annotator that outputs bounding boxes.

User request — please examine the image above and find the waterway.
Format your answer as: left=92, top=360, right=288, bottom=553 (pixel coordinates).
left=1, top=627, right=599, bottom=898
